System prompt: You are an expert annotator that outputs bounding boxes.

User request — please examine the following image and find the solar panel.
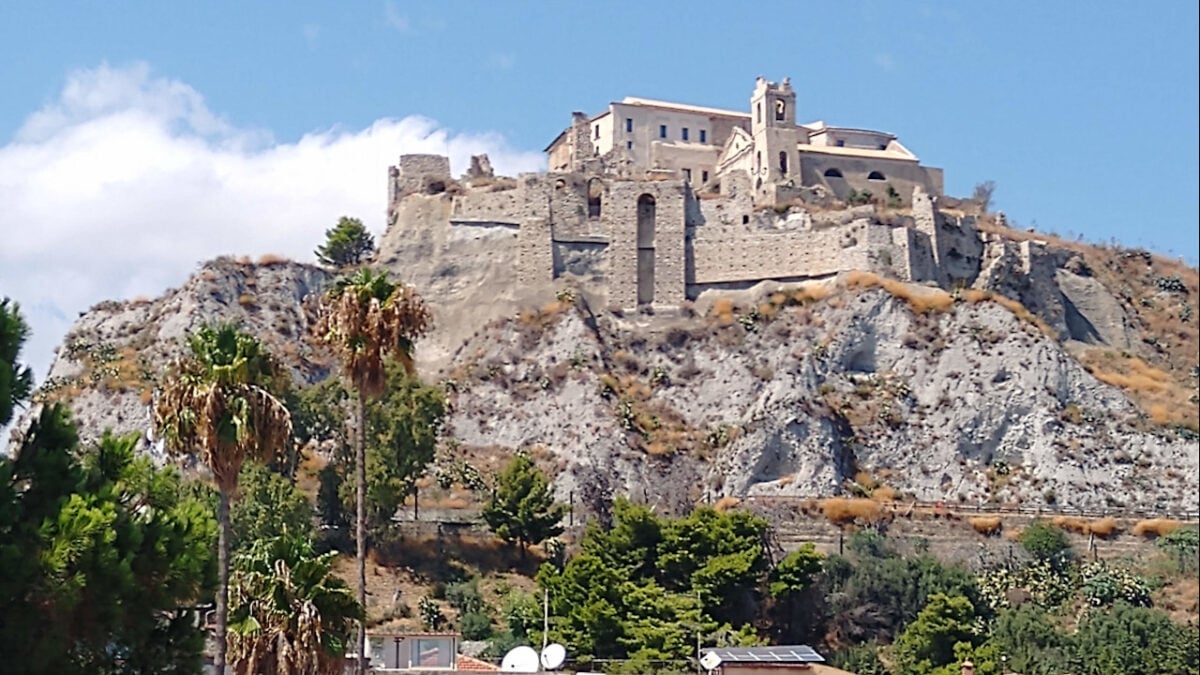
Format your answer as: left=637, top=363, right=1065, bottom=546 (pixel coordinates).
left=701, top=645, right=825, bottom=664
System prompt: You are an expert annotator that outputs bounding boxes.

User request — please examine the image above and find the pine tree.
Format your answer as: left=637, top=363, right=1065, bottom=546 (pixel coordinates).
left=483, top=454, right=565, bottom=555
left=315, top=217, right=376, bottom=268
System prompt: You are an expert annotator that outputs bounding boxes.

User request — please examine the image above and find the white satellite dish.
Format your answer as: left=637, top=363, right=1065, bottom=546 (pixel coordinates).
left=540, top=643, right=566, bottom=670
left=700, top=651, right=723, bottom=671
left=501, top=646, right=540, bottom=673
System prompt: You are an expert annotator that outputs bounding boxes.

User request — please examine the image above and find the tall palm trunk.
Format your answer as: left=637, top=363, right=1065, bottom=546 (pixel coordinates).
left=216, top=489, right=231, bottom=675
left=355, top=389, right=367, bottom=675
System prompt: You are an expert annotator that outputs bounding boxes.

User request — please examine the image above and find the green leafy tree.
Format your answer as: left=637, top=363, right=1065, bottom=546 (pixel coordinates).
left=1157, top=527, right=1199, bottom=573
left=316, top=216, right=376, bottom=268
left=227, top=535, right=362, bottom=675
left=155, top=323, right=293, bottom=674
left=0, top=298, right=34, bottom=427
left=0, top=415, right=218, bottom=673
left=483, top=454, right=566, bottom=555
left=314, top=267, right=431, bottom=673
left=769, top=544, right=824, bottom=598
left=892, top=593, right=980, bottom=674
left=986, top=605, right=1068, bottom=675
left=230, top=461, right=314, bottom=551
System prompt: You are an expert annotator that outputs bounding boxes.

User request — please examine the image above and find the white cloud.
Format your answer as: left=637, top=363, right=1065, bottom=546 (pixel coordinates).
left=383, top=2, right=410, bottom=32
left=0, top=62, right=545, bottom=383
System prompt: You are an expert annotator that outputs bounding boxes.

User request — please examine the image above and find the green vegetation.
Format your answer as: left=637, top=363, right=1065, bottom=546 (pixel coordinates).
left=0, top=298, right=33, bottom=426
left=483, top=453, right=566, bottom=555
left=316, top=216, right=376, bottom=268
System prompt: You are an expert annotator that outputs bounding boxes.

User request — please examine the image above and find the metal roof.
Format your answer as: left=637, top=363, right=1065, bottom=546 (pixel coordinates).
left=702, top=645, right=825, bottom=664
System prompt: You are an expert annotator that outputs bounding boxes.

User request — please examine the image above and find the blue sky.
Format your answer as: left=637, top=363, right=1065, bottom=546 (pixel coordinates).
left=0, top=1, right=1197, bottom=382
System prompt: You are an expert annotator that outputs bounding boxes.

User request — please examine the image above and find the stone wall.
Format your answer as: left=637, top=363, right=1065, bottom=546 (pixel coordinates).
left=389, top=155, right=452, bottom=201
left=799, top=153, right=943, bottom=205
left=607, top=180, right=687, bottom=307
left=450, top=187, right=524, bottom=223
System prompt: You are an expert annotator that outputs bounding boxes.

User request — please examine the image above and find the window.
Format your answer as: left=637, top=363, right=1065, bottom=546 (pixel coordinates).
left=594, top=125, right=599, bottom=139
left=627, top=141, right=633, bottom=150
left=756, top=103, right=762, bottom=123
left=867, top=171, right=886, bottom=181
left=682, top=127, right=689, bottom=141
left=878, top=144, right=887, bottom=150
left=779, top=151, right=788, bottom=173
left=659, top=124, right=667, bottom=139
left=835, top=140, right=845, bottom=147
left=701, top=170, right=709, bottom=183
left=412, top=638, right=454, bottom=669
left=699, top=129, right=707, bottom=143
left=625, top=118, right=633, bottom=133
left=823, top=168, right=844, bottom=178
left=775, top=99, right=786, bottom=121
left=683, top=168, right=692, bottom=183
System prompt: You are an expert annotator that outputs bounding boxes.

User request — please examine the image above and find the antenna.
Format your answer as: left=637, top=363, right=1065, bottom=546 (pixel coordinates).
left=500, top=646, right=540, bottom=673
left=540, top=643, right=567, bottom=671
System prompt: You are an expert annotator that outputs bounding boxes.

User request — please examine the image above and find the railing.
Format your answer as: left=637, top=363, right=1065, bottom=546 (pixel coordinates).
left=738, top=494, right=1200, bottom=522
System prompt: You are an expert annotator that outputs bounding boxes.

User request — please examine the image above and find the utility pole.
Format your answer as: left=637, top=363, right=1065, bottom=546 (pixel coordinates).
left=695, top=588, right=703, bottom=675
left=543, top=589, right=550, bottom=652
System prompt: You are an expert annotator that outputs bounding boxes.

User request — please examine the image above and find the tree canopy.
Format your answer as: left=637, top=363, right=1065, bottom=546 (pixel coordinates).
left=483, top=453, right=565, bottom=554
left=315, top=216, right=376, bottom=268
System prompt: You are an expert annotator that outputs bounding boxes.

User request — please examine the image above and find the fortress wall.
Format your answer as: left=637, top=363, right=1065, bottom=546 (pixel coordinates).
left=517, top=217, right=554, bottom=286
left=391, top=155, right=452, bottom=199
left=451, top=188, right=525, bottom=223
left=607, top=180, right=688, bottom=307
left=691, top=221, right=902, bottom=284
left=799, top=154, right=941, bottom=205
left=553, top=241, right=608, bottom=290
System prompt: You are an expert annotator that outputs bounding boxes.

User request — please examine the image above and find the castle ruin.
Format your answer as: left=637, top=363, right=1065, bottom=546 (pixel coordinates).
left=387, top=76, right=981, bottom=309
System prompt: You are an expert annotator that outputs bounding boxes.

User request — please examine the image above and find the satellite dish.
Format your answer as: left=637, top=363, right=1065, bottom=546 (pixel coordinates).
left=700, top=651, right=723, bottom=671
left=540, top=643, right=566, bottom=670
left=501, top=646, right=540, bottom=673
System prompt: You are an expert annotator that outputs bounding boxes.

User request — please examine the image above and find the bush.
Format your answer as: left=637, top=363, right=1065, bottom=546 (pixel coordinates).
left=969, top=516, right=1002, bottom=536
left=1019, top=520, right=1073, bottom=567
left=460, top=611, right=494, bottom=640
left=445, top=579, right=486, bottom=615
left=1134, top=518, right=1182, bottom=538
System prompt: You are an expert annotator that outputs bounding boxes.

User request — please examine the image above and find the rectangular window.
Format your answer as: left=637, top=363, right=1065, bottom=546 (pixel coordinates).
left=835, top=140, right=845, bottom=147
left=659, top=124, right=667, bottom=139
left=682, top=127, right=689, bottom=141
left=412, top=638, right=454, bottom=669
left=683, top=168, right=692, bottom=183
left=625, top=118, right=633, bottom=133
left=699, top=129, right=707, bottom=143
left=701, top=170, right=709, bottom=183
left=594, top=125, right=599, bottom=139
left=627, top=141, right=633, bottom=150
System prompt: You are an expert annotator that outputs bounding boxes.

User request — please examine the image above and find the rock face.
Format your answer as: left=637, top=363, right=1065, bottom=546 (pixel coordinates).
left=444, top=285, right=1197, bottom=513
left=15, top=257, right=331, bottom=453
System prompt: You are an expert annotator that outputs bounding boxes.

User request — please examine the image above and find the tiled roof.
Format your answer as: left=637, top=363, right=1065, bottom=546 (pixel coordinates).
left=457, top=655, right=500, bottom=672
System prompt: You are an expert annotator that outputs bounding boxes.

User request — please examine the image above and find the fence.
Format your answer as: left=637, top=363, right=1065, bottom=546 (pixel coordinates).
left=737, top=494, right=1200, bottom=522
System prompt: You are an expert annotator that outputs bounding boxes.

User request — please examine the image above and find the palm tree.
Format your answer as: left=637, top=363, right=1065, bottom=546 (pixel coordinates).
left=228, top=535, right=362, bottom=675
left=314, top=268, right=431, bottom=672
left=155, top=323, right=293, bottom=675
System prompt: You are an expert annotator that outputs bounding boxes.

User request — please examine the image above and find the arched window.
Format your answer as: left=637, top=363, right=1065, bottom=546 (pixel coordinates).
left=868, top=171, right=886, bottom=181
left=778, top=151, right=788, bottom=173
left=587, top=179, right=603, bottom=218
left=823, top=168, right=844, bottom=178
left=755, top=152, right=762, bottom=173
left=756, top=103, right=762, bottom=124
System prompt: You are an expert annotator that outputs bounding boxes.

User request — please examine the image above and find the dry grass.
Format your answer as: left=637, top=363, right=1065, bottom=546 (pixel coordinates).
left=871, top=485, right=898, bottom=502
left=1051, top=515, right=1118, bottom=537
left=1088, top=517, right=1120, bottom=538
left=845, top=271, right=954, bottom=314
left=1133, top=519, right=1183, bottom=538
left=710, top=298, right=736, bottom=326
left=969, top=516, right=1003, bottom=536
left=1003, top=527, right=1023, bottom=542
left=257, top=253, right=290, bottom=265
left=821, top=497, right=885, bottom=525
left=713, top=496, right=742, bottom=513
left=1079, top=350, right=1198, bottom=431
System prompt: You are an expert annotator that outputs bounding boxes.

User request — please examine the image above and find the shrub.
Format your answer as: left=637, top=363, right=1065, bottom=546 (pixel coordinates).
left=1133, top=518, right=1182, bottom=538
left=821, top=497, right=884, bottom=525
left=1019, top=520, right=1073, bottom=566
left=1088, top=517, right=1119, bottom=538
left=969, top=516, right=1002, bottom=536
left=459, top=611, right=493, bottom=640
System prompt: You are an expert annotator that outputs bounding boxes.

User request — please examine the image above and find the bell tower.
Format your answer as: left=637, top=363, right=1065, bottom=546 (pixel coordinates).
left=750, top=76, right=800, bottom=197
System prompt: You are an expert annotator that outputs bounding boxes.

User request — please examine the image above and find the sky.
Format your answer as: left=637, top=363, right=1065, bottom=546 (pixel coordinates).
left=0, top=1, right=1197, bottom=387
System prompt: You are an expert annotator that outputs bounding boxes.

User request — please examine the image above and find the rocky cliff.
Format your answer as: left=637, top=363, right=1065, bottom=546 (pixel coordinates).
left=15, top=193, right=1198, bottom=516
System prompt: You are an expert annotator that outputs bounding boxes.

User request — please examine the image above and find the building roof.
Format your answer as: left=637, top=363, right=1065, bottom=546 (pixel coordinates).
left=703, top=645, right=825, bottom=665
left=456, top=655, right=501, bottom=672
left=796, top=143, right=918, bottom=162
left=619, top=96, right=750, bottom=119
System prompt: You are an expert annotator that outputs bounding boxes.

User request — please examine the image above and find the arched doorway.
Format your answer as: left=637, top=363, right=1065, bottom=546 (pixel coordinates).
left=636, top=194, right=656, bottom=305
left=587, top=178, right=603, bottom=218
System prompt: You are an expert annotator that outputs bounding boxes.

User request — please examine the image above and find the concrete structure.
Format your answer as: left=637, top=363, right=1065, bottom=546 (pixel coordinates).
left=545, top=76, right=943, bottom=205
left=365, top=631, right=465, bottom=671
left=387, top=76, right=974, bottom=311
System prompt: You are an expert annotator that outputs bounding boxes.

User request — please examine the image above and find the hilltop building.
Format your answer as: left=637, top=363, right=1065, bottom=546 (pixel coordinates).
left=544, top=76, right=943, bottom=207
left=387, top=76, right=979, bottom=311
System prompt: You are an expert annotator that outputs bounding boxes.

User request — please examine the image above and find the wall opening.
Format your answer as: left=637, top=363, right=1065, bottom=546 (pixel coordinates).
left=636, top=194, right=656, bottom=305
left=775, top=99, right=786, bottom=121
left=755, top=151, right=761, bottom=174
left=868, top=171, right=886, bottom=181
left=823, top=168, right=844, bottom=178
left=587, top=179, right=603, bottom=218
left=778, top=151, right=788, bottom=173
